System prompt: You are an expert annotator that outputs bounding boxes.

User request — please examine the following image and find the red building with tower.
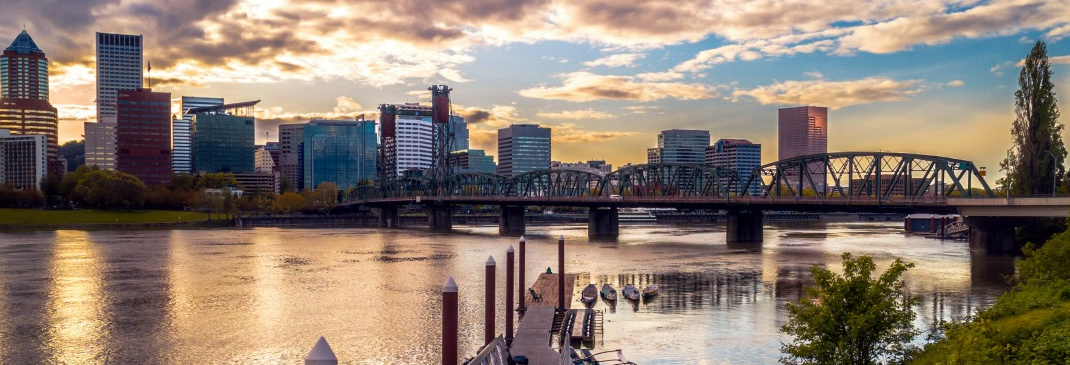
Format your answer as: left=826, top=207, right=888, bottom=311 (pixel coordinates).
left=116, top=88, right=172, bottom=185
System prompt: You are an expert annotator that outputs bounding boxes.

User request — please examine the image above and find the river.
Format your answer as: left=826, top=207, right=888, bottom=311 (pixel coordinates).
left=0, top=222, right=1014, bottom=364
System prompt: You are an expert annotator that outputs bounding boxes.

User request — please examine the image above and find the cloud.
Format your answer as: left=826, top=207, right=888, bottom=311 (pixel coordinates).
left=732, top=77, right=927, bottom=109
left=537, top=109, right=614, bottom=120
left=1052, top=55, right=1070, bottom=65
left=551, top=123, right=636, bottom=143
left=439, top=69, right=472, bottom=83
left=518, top=72, right=716, bottom=102
left=947, top=80, right=966, bottom=87
left=332, top=96, right=363, bottom=114
left=624, top=105, right=661, bottom=114
left=805, top=71, right=824, bottom=79
left=454, top=105, right=525, bottom=127
left=584, top=53, right=645, bottom=68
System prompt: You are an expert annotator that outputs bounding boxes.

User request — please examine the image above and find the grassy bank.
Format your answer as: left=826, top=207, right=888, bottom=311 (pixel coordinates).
left=0, top=208, right=211, bottom=225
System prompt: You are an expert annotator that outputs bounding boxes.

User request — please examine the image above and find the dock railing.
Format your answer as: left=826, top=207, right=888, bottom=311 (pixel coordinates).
left=466, top=335, right=509, bottom=365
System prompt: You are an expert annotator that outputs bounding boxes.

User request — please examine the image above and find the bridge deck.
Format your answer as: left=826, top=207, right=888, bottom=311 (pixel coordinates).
left=510, top=273, right=577, bottom=365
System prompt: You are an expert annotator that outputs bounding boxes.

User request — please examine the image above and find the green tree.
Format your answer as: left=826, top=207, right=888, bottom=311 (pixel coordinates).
left=73, top=169, right=148, bottom=210
left=272, top=192, right=307, bottom=214
left=1000, top=40, right=1063, bottom=195
left=781, top=253, right=919, bottom=365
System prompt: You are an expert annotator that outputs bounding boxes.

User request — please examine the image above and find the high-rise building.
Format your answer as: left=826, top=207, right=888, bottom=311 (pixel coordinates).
left=0, top=129, right=47, bottom=189
left=0, top=30, right=58, bottom=173
left=86, top=32, right=143, bottom=169
left=648, top=129, right=709, bottom=164
left=278, top=123, right=305, bottom=190
left=190, top=101, right=258, bottom=174
left=302, top=119, right=377, bottom=190
left=449, top=149, right=497, bottom=174
left=497, top=124, right=551, bottom=177
left=255, top=142, right=279, bottom=174
left=449, top=115, right=468, bottom=152
left=706, top=139, right=762, bottom=195
left=778, top=106, right=827, bottom=160
left=174, top=96, right=223, bottom=174
left=395, top=104, right=434, bottom=176
left=115, top=89, right=171, bottom=185
left=779, top=106, right=828, bottom=190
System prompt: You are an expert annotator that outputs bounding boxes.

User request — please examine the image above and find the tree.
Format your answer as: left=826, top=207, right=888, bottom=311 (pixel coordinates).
left=1000, top=40, right=1063, bottom=195
left=781, top=253, right=919, bottom=365
left=73, top=169, right=148, bottom=210
left=272, top=192, right=307, bottom=214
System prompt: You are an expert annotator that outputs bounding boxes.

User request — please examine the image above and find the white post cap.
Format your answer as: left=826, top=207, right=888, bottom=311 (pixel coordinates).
left=444, top=276, right=458, bottom=293
left=306, top=336, right=338, bottom=364
left=519, top=235, right=526, bottom=243
left=559, top=235, right=564, bottom=241
left=486, top=255, right=496, bottom=266
left=507, top=245, right=514, bottom=253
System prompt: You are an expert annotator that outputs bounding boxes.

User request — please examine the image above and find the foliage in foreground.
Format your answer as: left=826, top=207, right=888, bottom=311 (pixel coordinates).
left=781, top=253, right=919, bottom=365
left=912, top=227, right=1070, bottom=364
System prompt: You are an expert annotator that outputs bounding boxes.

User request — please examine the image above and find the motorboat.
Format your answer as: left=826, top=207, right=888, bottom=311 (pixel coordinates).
left=600, top=284, right=617, bottom=301
left=622, top=284, right=640, bottom=301
left=642, top=284, right=659, bottom=299
left=580, top=284, right=598, bottom=306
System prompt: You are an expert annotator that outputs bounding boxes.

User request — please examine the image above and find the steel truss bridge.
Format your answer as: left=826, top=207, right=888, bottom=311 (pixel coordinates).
left=345, top=152, right=994, bottom=204
left=339, top=152, right=1061, bottom=253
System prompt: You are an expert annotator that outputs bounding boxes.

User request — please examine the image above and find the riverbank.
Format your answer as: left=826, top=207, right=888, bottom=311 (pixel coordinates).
left=0, top=208, right=219, bottom=230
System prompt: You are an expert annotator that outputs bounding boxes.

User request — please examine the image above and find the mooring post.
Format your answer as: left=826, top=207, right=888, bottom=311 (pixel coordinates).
left=557, top=235, right=565, bottom=309
left=443, top=276, right=458, bottom=365
left=518, top=236, right=526, bottom=311
left=305, top=336, right=338, bottom=365
left=506, top=246, right=515, bottom=343
left=485, top=255, right=496, bottom=345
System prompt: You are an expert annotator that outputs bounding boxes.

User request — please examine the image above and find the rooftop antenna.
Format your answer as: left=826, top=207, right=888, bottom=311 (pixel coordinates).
left=147, top=61, right=152, bottom=89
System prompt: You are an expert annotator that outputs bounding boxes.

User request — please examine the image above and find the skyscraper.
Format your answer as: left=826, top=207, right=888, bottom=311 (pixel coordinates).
left=279, top=123, right=305, bottom=190
left=448, top=115, right=468, bottom=152
left=174, top=96, right=223, bottom=174
left=449, top=149, right=497, bottom=174
left=190, top=101, right=258, bottom=174
left=648, top=129, right=710, bottom=164
left=0, top=129, right=47, bottom=190
left=0, top=30, right=58, bottom=174
left=706, top=139, right=762, bottom=195
left=395, top=104, right=434, bottom=176
left=302, top=119, right=377, bottom=190
left=497, top=124, right=551, bottom=177
left=778, top=106, right=828, bottom=190
left=86, top=32, right=143, bottom=169
left=778, top=106, right=827, bottom=160
left=116, top=88, right=171, bottom=185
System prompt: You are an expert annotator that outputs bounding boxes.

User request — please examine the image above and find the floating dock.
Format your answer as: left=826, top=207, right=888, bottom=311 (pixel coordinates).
left=510, top=273, right=577, bottom=365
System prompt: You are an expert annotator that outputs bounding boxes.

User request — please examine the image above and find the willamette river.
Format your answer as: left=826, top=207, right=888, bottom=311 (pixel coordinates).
left=0, top=222, right=1014, bottom=364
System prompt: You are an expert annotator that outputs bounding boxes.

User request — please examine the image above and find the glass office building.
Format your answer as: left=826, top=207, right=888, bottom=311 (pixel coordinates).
left=302, top=120, right=377, bottom=190
left=497, top=124, right=551, bottom=177
left=190, top=101, right=257, bottom=174
left=648, top=129, right=710, bottom=164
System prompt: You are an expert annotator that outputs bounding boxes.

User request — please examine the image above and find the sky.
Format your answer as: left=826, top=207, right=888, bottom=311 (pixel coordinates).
left=2, top=0, right=1069, bottom=178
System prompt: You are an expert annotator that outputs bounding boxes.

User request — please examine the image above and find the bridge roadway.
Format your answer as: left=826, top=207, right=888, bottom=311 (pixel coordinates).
left=345, top=196, right=1070, bottom=254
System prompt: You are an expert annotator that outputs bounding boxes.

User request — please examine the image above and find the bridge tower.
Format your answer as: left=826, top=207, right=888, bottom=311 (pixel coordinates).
left=377, top=104, right=398, bottom=185
left=428, top=85, right=455, bottom=191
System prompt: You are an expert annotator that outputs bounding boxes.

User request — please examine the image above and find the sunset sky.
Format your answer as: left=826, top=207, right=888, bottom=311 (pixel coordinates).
left=2, top=0, right=1069, bottom=176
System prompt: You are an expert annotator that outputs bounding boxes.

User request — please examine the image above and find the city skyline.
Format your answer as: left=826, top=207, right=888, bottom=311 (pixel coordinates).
left=0, top=1, right=1068, bottom=178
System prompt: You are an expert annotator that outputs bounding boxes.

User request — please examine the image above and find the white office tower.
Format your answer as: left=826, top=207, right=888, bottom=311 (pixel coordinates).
left=394, top=104, right=434, bottom=176
left=85, top=32, right=142, bottom=169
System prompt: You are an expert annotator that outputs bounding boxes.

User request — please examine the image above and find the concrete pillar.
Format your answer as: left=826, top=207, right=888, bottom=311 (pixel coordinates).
left=727, top=209, right=763, bottom=243
left=588, top=207, right=619, bottom=238
left=557, top=235, right=566, bottom=309
left=376, top=206, right=399, bottom=228
left=442, top=276, right=458, bottom=365
left=518, top=236, right=527, bottom=311
left=964, top=216, right=1017, bottom=254
left=484, top=256, right=496, bottom=345
left=499, top=205, right=526, bottom=235
left=428, top=205, right=453, bottom=232
left=506, top=246, right=515, bottom=342
left=305, top=336, right=338, bottom=365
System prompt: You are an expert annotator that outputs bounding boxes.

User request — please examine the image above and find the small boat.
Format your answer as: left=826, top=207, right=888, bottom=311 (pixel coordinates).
left=600, top=284, right=617, bottom=301
left=642, top=284, right=659, bottom=299
left=580, top=284, right=598, bottom=306
left=622, top=284, right=640, bottom=301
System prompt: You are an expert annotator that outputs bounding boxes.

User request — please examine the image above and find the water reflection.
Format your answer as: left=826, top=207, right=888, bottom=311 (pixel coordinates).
left=0, top=223, right=1015, bottom=364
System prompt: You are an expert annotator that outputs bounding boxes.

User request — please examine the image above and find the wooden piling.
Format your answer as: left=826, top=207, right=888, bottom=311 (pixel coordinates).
left=443, top=276, right=458, bottom=365
left=485, top=256, right=496, bottom=345
left=518, top=236, right=526, bottom=310
left=557, top=235, right=565, bottom=309
left=506, top=246, right=515, bottom=342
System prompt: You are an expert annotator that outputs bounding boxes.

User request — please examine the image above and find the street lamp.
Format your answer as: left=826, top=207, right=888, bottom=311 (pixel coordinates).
left=1044, top=150, right=1059, bottom=197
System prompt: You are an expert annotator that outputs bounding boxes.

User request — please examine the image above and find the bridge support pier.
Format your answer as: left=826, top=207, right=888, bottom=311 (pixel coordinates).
left=499, top=206, right=525, bottom=235
left=727, top=209, right=763, bottom=243
left=964, top=216, right=1017, bottom=254
left=427, top=205, right=453, bottom=232
left=588, top=207, right=619, bottom=238
left=375, top=206, right=399, bottom=228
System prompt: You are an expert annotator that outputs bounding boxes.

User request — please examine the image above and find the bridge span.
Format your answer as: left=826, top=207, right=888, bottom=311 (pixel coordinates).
left=340, top=152, right=1070, bottom=253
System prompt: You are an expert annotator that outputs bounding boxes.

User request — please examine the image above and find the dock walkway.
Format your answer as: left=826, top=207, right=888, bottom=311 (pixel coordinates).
left=510, top=273, right=577, bottom=365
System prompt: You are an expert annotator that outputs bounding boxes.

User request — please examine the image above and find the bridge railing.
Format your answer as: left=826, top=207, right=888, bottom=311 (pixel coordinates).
left=354, top=194, right=952, bottom=206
